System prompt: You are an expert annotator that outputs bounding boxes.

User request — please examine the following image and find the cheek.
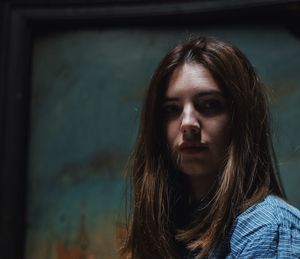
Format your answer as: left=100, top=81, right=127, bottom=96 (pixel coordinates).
left=207, top=115, right=231, bottom=146
left=166, top=121, right=179, bottom=147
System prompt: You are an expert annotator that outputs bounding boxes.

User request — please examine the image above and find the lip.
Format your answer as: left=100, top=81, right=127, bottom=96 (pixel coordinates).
left=179, top=142, right=208, bottom=154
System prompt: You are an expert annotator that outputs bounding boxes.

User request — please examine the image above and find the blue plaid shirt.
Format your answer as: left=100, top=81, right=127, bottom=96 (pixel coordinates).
left=184, top=195, right=300, bottom=258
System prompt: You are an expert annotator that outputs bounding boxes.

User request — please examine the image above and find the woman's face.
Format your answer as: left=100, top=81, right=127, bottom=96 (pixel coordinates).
left=163, top=63, right=230, bottom=178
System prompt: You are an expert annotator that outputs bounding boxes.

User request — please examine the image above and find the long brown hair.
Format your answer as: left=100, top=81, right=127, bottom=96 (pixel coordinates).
left=122, top=37, right=285, bottom=258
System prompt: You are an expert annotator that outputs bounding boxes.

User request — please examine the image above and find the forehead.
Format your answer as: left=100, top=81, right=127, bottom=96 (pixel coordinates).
left=166, top=63, right=222, bottom=97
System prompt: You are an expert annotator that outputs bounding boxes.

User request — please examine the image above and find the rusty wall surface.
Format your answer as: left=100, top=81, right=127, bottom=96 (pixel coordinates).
left=26, top=26, right=300, bottom=258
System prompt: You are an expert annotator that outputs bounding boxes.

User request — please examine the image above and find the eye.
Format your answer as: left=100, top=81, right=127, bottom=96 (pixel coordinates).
left=162, top=103, right=181, bottom=118
left=196, top=99, right=225, bottom=116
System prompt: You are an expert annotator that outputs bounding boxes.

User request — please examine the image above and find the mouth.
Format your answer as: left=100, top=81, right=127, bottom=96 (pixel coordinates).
left=179, top=143, right=209, bottom=154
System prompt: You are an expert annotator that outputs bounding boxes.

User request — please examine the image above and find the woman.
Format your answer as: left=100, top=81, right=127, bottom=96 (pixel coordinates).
left=122, top=37, right=300, bottom=258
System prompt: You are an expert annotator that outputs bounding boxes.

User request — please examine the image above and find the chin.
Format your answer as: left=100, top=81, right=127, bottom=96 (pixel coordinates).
left=180, top=164, right=212, bottom=177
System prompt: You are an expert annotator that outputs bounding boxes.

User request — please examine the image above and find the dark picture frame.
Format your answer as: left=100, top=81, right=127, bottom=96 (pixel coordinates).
left=0, top=1, right=299, bottom=258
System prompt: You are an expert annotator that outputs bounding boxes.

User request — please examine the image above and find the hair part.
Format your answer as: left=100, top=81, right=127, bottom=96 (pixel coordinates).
left=121, top=36, right=285, bottom=258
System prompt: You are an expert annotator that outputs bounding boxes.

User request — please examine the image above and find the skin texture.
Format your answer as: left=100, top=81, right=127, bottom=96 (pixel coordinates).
left=163, top=63, right=231, bottom=199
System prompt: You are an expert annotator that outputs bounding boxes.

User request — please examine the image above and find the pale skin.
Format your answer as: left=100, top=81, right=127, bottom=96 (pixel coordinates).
left=163, top=63, right=231, bottom=200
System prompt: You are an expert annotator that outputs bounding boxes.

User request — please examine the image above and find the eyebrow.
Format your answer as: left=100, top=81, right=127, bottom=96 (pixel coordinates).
left=164, top=90, right=224, bottom=102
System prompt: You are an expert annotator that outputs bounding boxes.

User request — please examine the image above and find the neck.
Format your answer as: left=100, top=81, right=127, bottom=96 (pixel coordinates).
left=187, top=174, right=216, bottom=201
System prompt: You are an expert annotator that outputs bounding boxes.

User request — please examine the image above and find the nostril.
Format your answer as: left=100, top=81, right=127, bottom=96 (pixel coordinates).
left=191, top=128, right=199, bottom=133
left=182, top=126, right=200, bottom=137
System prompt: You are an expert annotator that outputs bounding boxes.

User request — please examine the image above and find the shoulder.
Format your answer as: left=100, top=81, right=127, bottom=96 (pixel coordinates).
left=234, top=195, right=300, bottom=229
left=228, top=195, right=300, bottom=258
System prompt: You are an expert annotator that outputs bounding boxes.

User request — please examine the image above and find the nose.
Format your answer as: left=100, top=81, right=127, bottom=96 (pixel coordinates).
left=180, top=105, right=200, bottom=138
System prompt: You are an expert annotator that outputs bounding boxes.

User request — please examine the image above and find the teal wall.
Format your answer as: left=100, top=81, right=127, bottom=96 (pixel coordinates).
left=26, top=26, right=300, bottom=258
